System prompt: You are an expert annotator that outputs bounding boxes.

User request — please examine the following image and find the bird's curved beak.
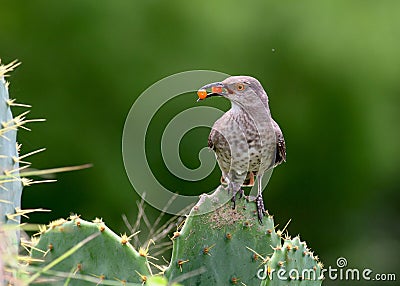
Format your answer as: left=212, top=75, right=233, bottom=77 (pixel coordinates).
left=196, top=82, right=226, bottom=102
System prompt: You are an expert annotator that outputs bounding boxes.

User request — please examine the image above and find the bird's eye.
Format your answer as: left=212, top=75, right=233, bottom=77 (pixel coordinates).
left=236, top=83, right=245, bottom=91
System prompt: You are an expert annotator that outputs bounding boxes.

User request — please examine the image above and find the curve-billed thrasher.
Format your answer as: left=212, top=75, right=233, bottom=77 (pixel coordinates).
left=197, top=76, right=286, bottom=223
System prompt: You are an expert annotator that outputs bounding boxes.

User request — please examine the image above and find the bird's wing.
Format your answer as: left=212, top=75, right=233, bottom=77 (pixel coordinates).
left=272, top=119, right=286, bottom=166
left=207, top=128, right=217, bottom=150
left=208, top=117, right=232, bottom=176
left=208, top=117, right=228, bottom=152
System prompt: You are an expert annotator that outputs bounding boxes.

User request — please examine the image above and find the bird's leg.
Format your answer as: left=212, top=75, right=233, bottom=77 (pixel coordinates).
left=228, top=181, right=243, bottom=210
left=255, top=175, right=265, bottom=224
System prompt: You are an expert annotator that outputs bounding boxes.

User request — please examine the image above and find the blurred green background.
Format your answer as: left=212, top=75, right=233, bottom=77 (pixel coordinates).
left=1, top=1, right=399, bottom=284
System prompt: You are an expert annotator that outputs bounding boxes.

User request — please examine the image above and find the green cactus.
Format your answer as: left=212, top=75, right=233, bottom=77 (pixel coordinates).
left=29, top=216, right=152, bottom=285
left=165, top=186, right=323, bottom=286
left=262, top=237, right=322, bottom=286
left=28, top=187, right=323, bottom=286
left=0, top=60, right=23, bottom=251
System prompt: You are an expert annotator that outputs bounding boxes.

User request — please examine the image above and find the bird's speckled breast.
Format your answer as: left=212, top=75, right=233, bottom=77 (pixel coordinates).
left=210, top=107, right=276, bottom=177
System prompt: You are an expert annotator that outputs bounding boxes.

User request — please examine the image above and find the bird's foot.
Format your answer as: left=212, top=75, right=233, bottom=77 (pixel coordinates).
left=230, top=188, right=244, bottom=209
left=255, top=195, right=265, bottom=224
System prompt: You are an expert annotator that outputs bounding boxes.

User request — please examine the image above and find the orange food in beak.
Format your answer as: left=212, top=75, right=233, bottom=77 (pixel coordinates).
left=197, top=89, right=208, bottom=100
left=211, top=86, right=223, bottom=94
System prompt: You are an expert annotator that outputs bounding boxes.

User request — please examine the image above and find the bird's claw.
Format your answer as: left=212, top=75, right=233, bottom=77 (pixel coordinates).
left=255, top=195, right=265, bottom=224
left=230, top=188, right=244, bottom=209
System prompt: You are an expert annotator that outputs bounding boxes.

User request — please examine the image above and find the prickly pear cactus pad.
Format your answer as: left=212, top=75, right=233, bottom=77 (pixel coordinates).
left=0, top=60, right=23, bottom=248
left=261, top=237, right=323, bottom=286
left=165, top=187, right=323, bottom=286
left=30, top=216, right=151, bottom=285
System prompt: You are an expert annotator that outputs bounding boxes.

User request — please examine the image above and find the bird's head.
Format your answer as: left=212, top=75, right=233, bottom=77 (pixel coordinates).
left=197, top=76, right=269, bottom=108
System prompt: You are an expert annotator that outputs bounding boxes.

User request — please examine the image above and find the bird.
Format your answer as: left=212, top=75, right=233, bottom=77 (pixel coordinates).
left=197, top=76, right=286, bottom=223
